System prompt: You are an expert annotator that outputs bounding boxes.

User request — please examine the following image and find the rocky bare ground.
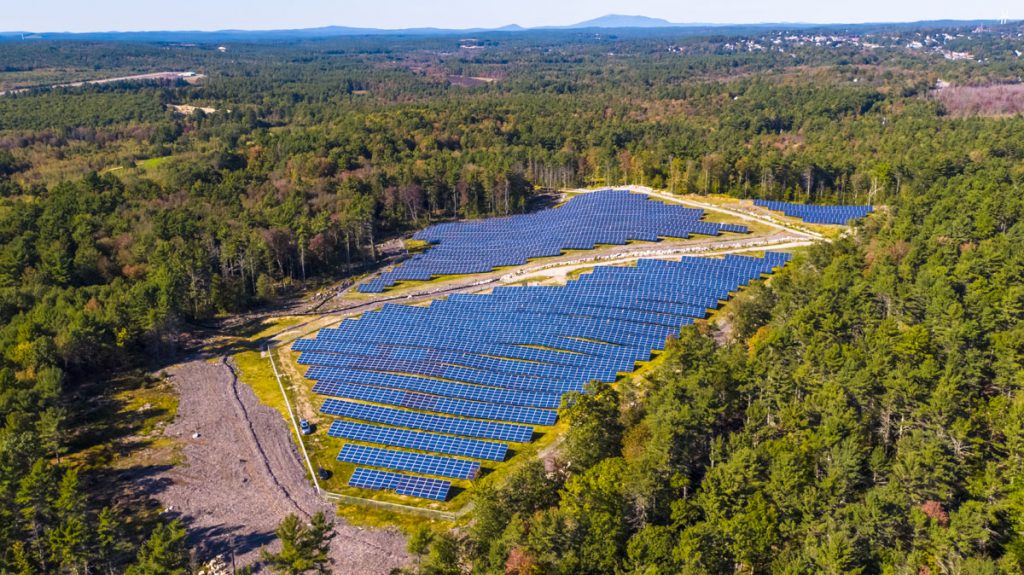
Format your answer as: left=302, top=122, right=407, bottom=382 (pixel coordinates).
left=150, top=358, right=409, bottom=573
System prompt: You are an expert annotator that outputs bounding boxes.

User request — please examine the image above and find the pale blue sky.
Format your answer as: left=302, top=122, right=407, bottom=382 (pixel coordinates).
left=5, top=0, right=1020, bottom=32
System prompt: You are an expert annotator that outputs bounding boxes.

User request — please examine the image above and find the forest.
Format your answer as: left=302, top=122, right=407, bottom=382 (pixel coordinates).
left=1, top=20, right=1024, bottom=574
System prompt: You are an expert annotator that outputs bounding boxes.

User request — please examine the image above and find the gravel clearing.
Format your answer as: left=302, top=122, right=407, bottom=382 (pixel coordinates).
left=152, top=357, right=409, bottom=573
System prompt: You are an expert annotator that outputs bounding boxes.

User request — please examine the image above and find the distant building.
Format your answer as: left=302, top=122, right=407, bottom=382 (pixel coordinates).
left=943, top=51, right=973, bottom=61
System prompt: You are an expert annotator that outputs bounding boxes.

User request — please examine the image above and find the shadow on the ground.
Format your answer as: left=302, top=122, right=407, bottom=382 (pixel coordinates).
left=159, top=511, right=277, bottom=572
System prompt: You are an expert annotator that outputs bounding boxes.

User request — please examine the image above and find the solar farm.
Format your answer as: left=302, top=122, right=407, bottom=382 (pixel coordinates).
left=294, top=252, right=792, bottom=502
left=753, top=199, right=873, bottom=225
left=359, top=190, right=749, bottom=293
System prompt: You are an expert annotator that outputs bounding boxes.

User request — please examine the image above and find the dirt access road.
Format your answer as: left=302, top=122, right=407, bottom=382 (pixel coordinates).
left=152, top=357, right=408, bottom=573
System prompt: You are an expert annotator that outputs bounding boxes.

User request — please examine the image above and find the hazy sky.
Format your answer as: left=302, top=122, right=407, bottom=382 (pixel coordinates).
left=5, top=0, right=1021, bottom=32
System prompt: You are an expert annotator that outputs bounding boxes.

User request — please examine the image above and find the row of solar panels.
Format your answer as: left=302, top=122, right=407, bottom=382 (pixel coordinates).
left=311, top=369, right=564, bottom=407
left=348, top=467, right=452, bottom=501
left=359, top=190, right=750, bottom=292
left=416, top=190, right=715, bottom=240
left=753, top=199, right=873, bottom=225
left=303, top=252, right=792, bottom=501
left=321, top=398, right=535, bottom=443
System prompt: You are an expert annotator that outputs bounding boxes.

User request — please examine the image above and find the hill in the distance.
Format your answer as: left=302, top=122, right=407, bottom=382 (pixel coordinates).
left=0, top=15, right=1011, bottom=41
left=567, top=14, right=679, bottom=28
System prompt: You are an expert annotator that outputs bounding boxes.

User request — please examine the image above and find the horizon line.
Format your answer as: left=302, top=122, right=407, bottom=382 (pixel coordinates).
left=1, top=16, right=1018, bottom=36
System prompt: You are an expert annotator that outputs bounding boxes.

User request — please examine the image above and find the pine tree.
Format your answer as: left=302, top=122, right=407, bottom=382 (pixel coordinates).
left=36, top=406, right=67, bottom=463
left=260, top=512, right=335, bottom=575
left=96, top=506, right=125, bottom=575
left=561, top=381, right=623, bottom=472
left=15, top=458, right=58, bottom=572
left=10, top=541, right=36, bottom=575
left=49, top=468, right=90, bottom=574
left=127, top=519, right=190, bottom=575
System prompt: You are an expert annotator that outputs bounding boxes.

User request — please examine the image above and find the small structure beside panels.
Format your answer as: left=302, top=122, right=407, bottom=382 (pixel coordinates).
left=358, top=189, right=749, bottom=293
left=294, top=252, right=793, bottom=502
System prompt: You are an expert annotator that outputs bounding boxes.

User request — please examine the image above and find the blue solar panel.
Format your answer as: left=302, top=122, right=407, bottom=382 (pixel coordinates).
left=753, top=199, right=872, bottom=225
left=309, top=252, right=795, bottom=500
left=338, top=444, right=480, bottom=479
left=320, top=398, right=534, bottom=443
left=357, top=190, right=749, bottom=292
left=308, top=380, right=556, bottom=425
left=348, top=467, right=451, bottom=501
left=310, top=369, right=563, bottom=407
left=327, top=420, right=508, bottom=461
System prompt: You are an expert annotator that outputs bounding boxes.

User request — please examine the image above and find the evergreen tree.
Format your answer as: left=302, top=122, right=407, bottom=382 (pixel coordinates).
left=260, top=512, right=335, bottom=575
left=561, top=381, right=623, bottom=472
left=15, top=458, right=58, bottom=572
left=126, top=519, right=190, bottom=575
left=49, top=468, right=90, bottom=573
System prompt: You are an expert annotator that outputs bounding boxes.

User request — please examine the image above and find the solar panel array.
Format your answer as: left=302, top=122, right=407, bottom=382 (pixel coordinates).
left=359, top=190, right=748, bottom=292
left=321, top=398, right=534, bottom=442
left=301, top=252, right=792, bottom=501
left=753, top=199, right=873, bottom=225
left=348, top=467, right=451, bottom=501
left=328, top=420, right=508, bottom=461
left=339, top=444, right=480, bottom=480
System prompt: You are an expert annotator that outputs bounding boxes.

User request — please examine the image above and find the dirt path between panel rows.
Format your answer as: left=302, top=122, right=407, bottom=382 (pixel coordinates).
left=151, top=357, right=409, bottom=573
left=266, top=231, right=808, bottom=348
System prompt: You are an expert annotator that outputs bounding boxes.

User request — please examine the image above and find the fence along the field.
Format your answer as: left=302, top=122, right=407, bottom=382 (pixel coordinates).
left=319, top=489, right=465, bottom=521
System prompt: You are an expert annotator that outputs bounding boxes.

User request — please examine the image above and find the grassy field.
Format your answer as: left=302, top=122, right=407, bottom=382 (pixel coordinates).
left=67, top=372, right=181, bottom=471
left=231, top=316, right=305, bottom=421
left=136, top=156, right=173, bottom=171
left=58, top=369, right=183, bottom=532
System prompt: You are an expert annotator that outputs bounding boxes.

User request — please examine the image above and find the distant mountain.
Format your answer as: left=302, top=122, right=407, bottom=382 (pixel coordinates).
left=0, top=25, right=513, bottom=42
left=568, top=15, right=679, bottom=29
left=0, top=17, right=1011, bottom=42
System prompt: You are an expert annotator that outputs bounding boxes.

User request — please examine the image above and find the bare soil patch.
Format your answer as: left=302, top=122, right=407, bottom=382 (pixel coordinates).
left=447, top=75, right=494, bottom=87
left=169, top=104, right=218, bottom=115
left=150, top=357, right=408, bottom=573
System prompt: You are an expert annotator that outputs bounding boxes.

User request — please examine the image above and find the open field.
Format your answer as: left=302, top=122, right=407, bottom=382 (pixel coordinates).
left=0, top=71, right=203, bottom=96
